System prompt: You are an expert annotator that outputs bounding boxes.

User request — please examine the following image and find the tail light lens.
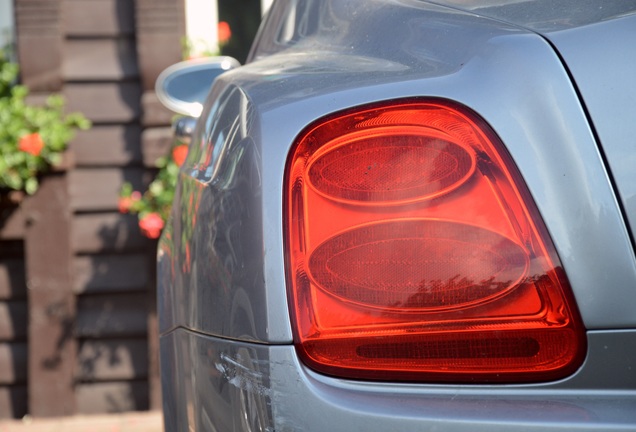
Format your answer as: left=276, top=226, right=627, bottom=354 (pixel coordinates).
left=284, top=100, right=585, bottom=383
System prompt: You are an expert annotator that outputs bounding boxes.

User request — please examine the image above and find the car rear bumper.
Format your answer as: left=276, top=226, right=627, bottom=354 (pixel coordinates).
left=161, top=327, right=636, bottom=431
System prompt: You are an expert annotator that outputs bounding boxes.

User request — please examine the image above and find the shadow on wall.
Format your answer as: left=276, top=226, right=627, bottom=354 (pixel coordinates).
left=72, top=215, right=156, bottom=415
left=0, top=238, right=28, bottom=419
left=66, top=0, right=161, bottom=416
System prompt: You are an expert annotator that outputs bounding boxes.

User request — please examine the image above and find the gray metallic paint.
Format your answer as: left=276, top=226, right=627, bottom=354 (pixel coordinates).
left=545, top=15, right=636, bottom=265
left=158, top=0, right=636, bottom=429
left=431, top=0, right=636, bottom=33
left=161, top=328, right=636, bottom=431
left=433, top=0, right=636, bottom=299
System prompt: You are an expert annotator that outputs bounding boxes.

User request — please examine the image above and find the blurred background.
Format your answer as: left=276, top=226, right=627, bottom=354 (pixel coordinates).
left=0, top=0, right=271, bottom=421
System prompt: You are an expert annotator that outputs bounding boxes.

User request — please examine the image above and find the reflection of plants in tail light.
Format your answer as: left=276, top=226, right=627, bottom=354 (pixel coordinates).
left=308, top=220, right=529, bottom=311
left=306, top=127, right=476, bottom=205
left=284, top=100, right=585, bottom=383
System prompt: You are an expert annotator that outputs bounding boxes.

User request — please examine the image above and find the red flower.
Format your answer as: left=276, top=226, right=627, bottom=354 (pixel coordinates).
left=139, top=213, right=165, bottom=239
left=18, top=132, right=45, bottom=156
left=172, top=145, right=189, bottom=167
left=218, top=21, right=232, bottom=44
left=118, top=197, right=133, bottom=213
left=118, top=191, right=141, bottom=214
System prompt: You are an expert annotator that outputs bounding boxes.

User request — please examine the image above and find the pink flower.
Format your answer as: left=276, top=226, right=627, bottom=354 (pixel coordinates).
left=172, top=145, right=189, bottom=167
left=139, top=213, right=165, bottom=239
left=218, top=21, right=232, bottom=44
left=18, top=132, right=45, bottom=156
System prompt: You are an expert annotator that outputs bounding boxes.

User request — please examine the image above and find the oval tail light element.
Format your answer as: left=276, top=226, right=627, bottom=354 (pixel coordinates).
left=284, top=100, right=586, bottom=383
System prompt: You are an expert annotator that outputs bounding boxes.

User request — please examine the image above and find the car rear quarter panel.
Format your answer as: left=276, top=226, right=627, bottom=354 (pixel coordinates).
left=158, top=0, right=636, bottom=343
left=158, top=1, right=636, bottom=429
left=544, top=14, right=636, bottom=263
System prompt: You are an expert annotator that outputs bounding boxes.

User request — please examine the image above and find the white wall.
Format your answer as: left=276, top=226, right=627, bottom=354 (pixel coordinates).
left=261, top=0, right=274, bottom=15
left=0, top=0, right=14, bottom=50
left=184, top=0, right=273, bottom=58
left=185, top=0, right=219, bottom=57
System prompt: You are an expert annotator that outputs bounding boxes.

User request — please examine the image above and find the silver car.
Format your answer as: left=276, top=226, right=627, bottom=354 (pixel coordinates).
left=157, top=0, right=636, bottom=430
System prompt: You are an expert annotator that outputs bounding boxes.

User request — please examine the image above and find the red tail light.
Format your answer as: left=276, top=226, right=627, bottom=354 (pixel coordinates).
left=284, top=100, right=585, bottom=383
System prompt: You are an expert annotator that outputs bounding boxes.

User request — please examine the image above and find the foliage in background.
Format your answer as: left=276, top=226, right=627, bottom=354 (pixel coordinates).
left=181, top=36, right=219, bottom=60
left=181, top=21, right=232, bottom=60
left=119, top=144, right=188, bottom=239
left=0, top=50, right=91, bottom=194
left=120, top=21, right=233, bottom=239
left=218, top=0, right=261, bottom=63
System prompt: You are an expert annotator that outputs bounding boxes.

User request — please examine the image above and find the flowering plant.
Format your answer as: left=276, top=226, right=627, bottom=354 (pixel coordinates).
left=0, top=51, right=91, bottom=194
left=119, top=143, right=189, bottom=239
left=121, top=21, right=232, bottom=239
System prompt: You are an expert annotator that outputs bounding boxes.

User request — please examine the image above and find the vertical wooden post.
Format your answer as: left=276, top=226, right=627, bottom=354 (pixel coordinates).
left=146, top=245, right=161, bottom=411
left=15, top=0, right=71, bottom=418
left=24, top=174, right=76, bottom=417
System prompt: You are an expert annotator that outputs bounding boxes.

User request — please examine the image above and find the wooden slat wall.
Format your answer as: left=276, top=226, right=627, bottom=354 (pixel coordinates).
left=64, top=39, right=139, bottom=81
left=76, top=381, right=149, bottom=414
left=77, top=339, right=148, bottom=381
left=1, top=0, right=185, bottom=418
left=72, top=213, right=148, bottom=254
left=63, top=0, right=135, bottom=38
left=70, top=126, right=143, bottom=167
left=63, top=0, right=151, bottom=415
left=73, top=255, right=149, bottom=294
left=0, top=206, right=25, bottom=241
left=14, top=0, right=62, bottom=91
left=69, top=168, right=147, bottom=212
left=135, top=0, right=185, bottom=410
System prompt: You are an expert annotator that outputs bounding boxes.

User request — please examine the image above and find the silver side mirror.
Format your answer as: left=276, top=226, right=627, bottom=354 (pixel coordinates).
left=173, top=116, right=197, bottom=146
left=155, top=56, right=240, bottom=118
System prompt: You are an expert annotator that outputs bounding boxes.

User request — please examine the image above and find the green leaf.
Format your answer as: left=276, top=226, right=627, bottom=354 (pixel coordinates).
left=0, top=52, right=90, bottom=194
left=25, top=177, right=38, bottom=195
left=149, top=181, right=164, bottom=196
